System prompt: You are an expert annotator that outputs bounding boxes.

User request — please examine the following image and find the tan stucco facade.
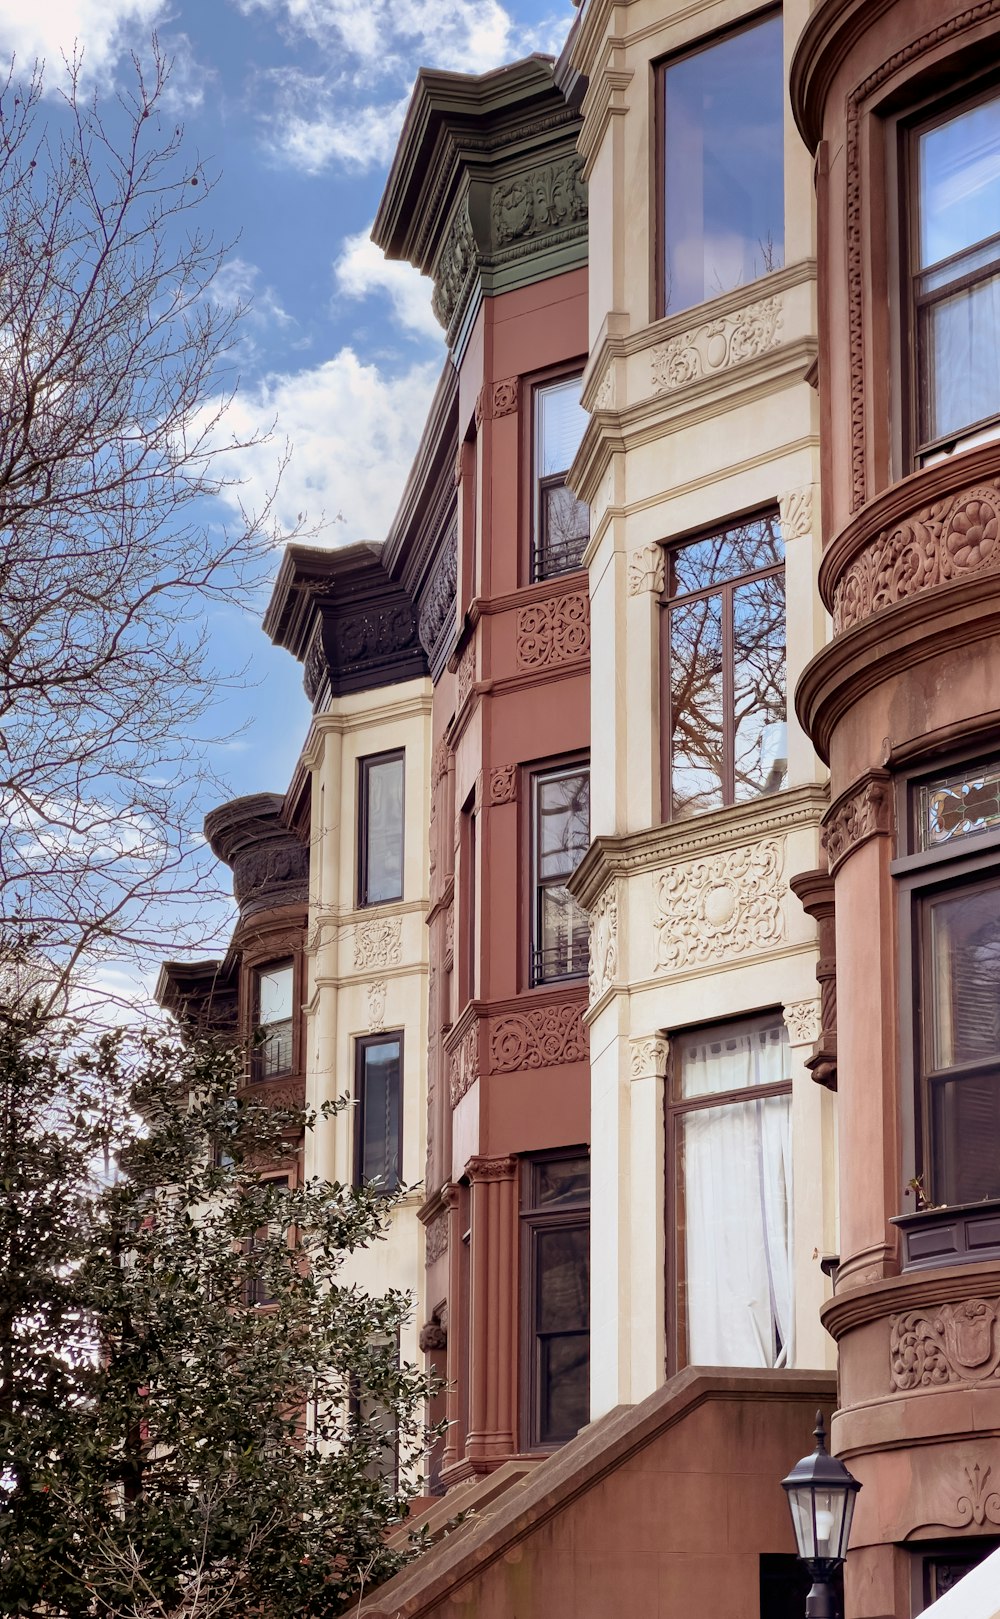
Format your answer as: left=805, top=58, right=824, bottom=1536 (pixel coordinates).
left=569, top=0, right=837, bottom=1416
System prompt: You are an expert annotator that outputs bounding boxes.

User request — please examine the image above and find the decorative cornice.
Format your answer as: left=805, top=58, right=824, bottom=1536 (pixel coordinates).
left=821, top=1257, right=1000, bottom=1340
left=417, top=521, right=458, bottom=677
left=821, top=770, right=893, bottom=874
left=653, top=838, right=785, bottom=974
left=204, top=793, right=309, bottom=921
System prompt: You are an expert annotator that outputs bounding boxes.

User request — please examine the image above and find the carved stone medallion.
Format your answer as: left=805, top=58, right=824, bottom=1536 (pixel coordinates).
left=653, top=839, right=785, bottom=972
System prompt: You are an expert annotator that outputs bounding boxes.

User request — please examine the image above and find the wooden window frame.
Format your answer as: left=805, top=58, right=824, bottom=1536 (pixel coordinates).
left=244, top=1171, right=293, bottom=1310
left=899, top=76, right=1000, bottom=469
left=664, top=1010, right=791, bottom=1377
left=357, top=749, right=405, bottom=909
left=523, top=360, right=589, bottom=586
left=892, top=751, right=1000, bottom=1204
left=353, top=1031, right=404, bottom=1194
left=654, top=4, right=783, bottom=323
left=658, top=508, right=785, bottom=823
left=250, top=956, right=296, bottom=1083
left=519, top=1149, right=590, bottom=1453
left=528, top=757, right=590, bottom=989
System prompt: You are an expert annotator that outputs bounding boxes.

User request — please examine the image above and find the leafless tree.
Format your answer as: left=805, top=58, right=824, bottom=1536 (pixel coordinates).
left=0, top=45, right=297, bottom=1008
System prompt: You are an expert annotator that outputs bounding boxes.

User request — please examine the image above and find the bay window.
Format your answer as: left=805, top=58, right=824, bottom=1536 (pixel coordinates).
left=660, top=10, right=784, bottom=316
left=661, top=512, right=786, bottom=820
left=669, top=1014, right=793, bottom=1369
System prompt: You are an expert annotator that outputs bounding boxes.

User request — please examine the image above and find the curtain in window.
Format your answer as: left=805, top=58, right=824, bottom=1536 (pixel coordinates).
left=681, top=1026, right=792, bottom=1367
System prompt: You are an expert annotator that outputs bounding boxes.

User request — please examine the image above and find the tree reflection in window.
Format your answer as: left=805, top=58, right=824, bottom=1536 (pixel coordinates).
left=531, top=766, right=590, bottom=986
left=663, top=513, right=786, bottom=819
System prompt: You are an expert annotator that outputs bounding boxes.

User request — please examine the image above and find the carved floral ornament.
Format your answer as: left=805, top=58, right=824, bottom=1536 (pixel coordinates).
left=778, top=486, right=813, bottom=543
left=449, top=1022, right=479, bottom=1108
left=353, top=916, right=402, bottom=970
left=490, top=1003, right=588, bottom=1073
left=782, top=999, right=822, bottom=1046
left=515, top=593, right=590, bottom=670
left=627, top=544, right=665, bottom=597
left=588, top=881, right=619, bottom=1004
left=366, top=979, right=386, bottom=1032
left=653, top=839, right=785, bottom=974
left=488, top=765, right=517, bottom=806
left=891, top=1297, right=1000, bottom=1391
left=832, top=480, right=1000, bottom=633
left=650, top=296, right=782, bottom=394
left=492, top=377, right=519, bottom=418
left=821, top=772, right=893, bottom=875
left=425, top=1210, right=449, bottom=1264
left=490, top=154, right=586, bottom=248
left=629, top=1036, right=669, bottom=1081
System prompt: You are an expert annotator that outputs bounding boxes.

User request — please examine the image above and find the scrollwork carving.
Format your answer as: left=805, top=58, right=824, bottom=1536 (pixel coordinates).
left=627, top=544, right=665, bottom=596
left=783, top=999, right=822, bottom=1046
left=489, top=1004, right=588, bottom=1073
left=491, top=154, right=586, bottom=247
left=589, top=881, right=619, bottom=1003
left=594, top=367, right=614, bottom=411
left=457, top=640, right=476, bottom=707
left=650, top=297, right=782, bottom=393
left=779, top=486, right=813, bottom=543
left=833, top=481, right=1000, bottom=632
left=353, top=917, right=402, bottom=970
left=425, top=1211, right=449, bottom=1266
left=653, top=839, right=785, bottom=972
left=488, top=765, right=517, bottom=805
left=492, top=377, right=519, bottom=417
left=890, top=1298, right=1000, bottom=1391
left=466, top=1153, right=517, bottom=1182
left=629, top=1036, right=669, bottom=1081
left=366, top=979, right=386, bottom=1032
left=417, top=524, right=458, bottom=667
left=822, top=773, right=892, bottom=874
left=515, top=592, right=590, bottom=669
left=432, top=203, right=476, bottom=332
left=449, top=1022, right=479, bottom=1107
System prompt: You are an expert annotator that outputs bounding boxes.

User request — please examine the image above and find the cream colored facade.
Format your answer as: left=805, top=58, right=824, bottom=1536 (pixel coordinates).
left=299, top=675, right=433, bottom=1370
left=568, top=0, right=837, bottom=1417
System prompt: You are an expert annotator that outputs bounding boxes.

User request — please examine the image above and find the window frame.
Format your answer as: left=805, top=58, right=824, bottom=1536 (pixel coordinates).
left=519, top=1149, right=590, bottom=1452
left=658, top=507, right=786, bottom=823
left=664, top=1010, right=792, bottom=1377
left=357, top=748, right=405, bottom=909
left=525, top=361, right=589, bottom=585
left=250, top=957, right=296, bottom=1083
left=893, top=752, right=1000, bottom=1205
left=528, top=757, right=591, bottom=989
left=899, top=74, right=1000, bottom=469
left=353, top=1031, right=404, bottom=1194
left=244, top=1171, right=293, bottom=1310
left=654, top=4, right=784, bottom=323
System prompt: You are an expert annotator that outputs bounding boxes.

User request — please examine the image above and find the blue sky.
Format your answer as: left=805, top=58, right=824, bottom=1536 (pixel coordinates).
left=0, top=0, right=573, bottom=807
left=0, top=0, right=575, bottom=975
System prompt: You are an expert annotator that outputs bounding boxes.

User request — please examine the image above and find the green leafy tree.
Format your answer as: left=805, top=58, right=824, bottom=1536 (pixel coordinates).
left=0, top=996, right=434, bottom=1617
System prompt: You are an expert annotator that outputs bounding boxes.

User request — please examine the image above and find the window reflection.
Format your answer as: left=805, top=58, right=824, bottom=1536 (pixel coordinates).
left=532, top=766, right=590, bottom=985
left=662, top=12, right=784, bottom=315
left=534, top=377, right=590, bottom=580
left=359, top=752, right=404, bottom=906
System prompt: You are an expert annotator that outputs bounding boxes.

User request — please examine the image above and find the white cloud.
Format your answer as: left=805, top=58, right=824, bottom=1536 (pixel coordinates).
left=334, top=227, right=438, bottom=341
left=240, top=0, right=574, bottom=174
left=206, top=347, right=441, bottom=543
left=211, top=256, right=295, bottom=330
left=0, top=0, right=166, bottom=80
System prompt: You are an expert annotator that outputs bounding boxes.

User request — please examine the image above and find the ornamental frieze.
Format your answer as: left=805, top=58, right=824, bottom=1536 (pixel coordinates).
left=432, top=203, right=476, bottom=332
left=491, top=154, right=586, bottom=247
left=449, top=1021, right=479, bottom=1107
left=589, top=880, right=619, bottom=1004
left=489, top=1003, right=588, bottom=1073
left=653, top=839, right=785, bottom=973
left=417, top=524, right=457, bottom=670
left=515, top=592, right=590, bottom=669
left=650, top=296, right=782, bottom=393
left=833, top=481, right=1000, bottom=633
left=891, top=1299, right=1000, bottom=1391
left=353, top=916, right=402, bottom=970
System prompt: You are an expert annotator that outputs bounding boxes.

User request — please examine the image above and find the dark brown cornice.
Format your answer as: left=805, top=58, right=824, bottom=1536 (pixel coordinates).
left=790, top=0, right=896, bottom=151
left=264, top=541, right=427, bottom=707
left=204, top=793, right=310, bottom=921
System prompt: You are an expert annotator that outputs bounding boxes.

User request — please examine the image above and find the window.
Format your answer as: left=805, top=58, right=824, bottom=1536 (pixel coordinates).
left=244, top=1175, right=290, bottom=1308
left=669, top=1014, right=792, bottom=1369
left=531, top=765, right=590, bottom=986
left=660, top=11, right=784, bottom=316
left=899, top=759, right=1000, bottom=1208
left=532, top=376, right=590, bottom=581
left=661, top=512, right=786, bottom=820
left=349, top=1337, right=400, bottom=1488
left=358, top=751, right=404, bottom=907
left=355, top=1034, right=402, bottom=1193
left=909, top=88, right=1000, bottom=463
left=252, top=960, right=294, bottom=1080
left=521, top=1154, right=590, bottom=1448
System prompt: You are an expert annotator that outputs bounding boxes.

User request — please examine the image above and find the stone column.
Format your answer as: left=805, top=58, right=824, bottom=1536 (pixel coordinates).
left=440, top=1181, right=464, bottom=1475
left=465, top=1154, right=518, bottom=1467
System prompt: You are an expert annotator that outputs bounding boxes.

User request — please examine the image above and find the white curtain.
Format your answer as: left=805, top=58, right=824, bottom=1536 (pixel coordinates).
left=681, top=1022, right=793, bottom=1368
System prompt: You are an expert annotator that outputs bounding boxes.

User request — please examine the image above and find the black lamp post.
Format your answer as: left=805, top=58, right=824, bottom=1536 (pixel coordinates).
left=781, top=1411, right=862, bottom=1619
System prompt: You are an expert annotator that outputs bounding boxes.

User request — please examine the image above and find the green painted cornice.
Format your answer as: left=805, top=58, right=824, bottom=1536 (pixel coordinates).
left=372, top=55, right=587, bottom=359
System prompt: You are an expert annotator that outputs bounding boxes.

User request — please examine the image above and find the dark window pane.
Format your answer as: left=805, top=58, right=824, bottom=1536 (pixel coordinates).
left=362, top=755, right=404, bottom=905
left=932, top=1072, right=1000, bottom=1204
left=733, top=573, right=787, bottom=803
left=538, top=886, right=589, bottom=982
left=539, top=480, right=589, bottom=577
left=918, top=94, right=1000, bottom=268
left=359, top=1038, right=401, bottom=1191
left=533, top=768, right=590, bottom=985
left=536, top=1226, right=590, bottom=1334
left=533, top=1156, right=590, bottom=1209
left=254, top=961, right=294, bottom=1079
left=538, top=1332, right=589, bottom=1445
left=669, top=593, right=724, bottom=818
left=663, top=12, right=784, bottom=314
left=927, top=885, right=1000, bottom=1068
left=669, top=514, right=784, bottom=597
left=918, top=761, right=1000, bottom=849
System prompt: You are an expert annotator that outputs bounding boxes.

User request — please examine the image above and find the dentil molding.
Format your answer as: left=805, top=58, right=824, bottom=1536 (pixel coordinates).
left=653, top=838, right=785, bottom=973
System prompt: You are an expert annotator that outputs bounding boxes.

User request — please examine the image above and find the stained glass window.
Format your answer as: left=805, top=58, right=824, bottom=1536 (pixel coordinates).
left=917, top=761, right=1000, bottom=849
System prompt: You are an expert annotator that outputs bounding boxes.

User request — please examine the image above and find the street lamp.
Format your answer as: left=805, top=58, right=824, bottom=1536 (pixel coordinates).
left=781, top=1410, right=861, bottom=1619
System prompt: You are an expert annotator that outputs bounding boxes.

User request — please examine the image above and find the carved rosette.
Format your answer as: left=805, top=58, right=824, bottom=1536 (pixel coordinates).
left=490, top=154, right=586, bottom=247
left=515, top=593, right=590, bottom=669
left=589, top=881, right=619, bottom=1004
left=650, top=296, right=782, bottom=393
left=492, top=377, right=519, bottom=417
left=449, top=1021, right=479, bottom=1107
left=366, top=979, right=386, bottom=1032
left=782, top=999, right=822, bottom=1047
left=490, top=1003, right=588, bottom=1073
left=488, top=765, right=518, bottom=805
left=353, top=916, right=402, bottom=970
left=890, top=1298, right=1000, bottom=1391
left=778, top=486, right=813, bottom=543
left=653, top=839, right=785, bottom=973
left=833, top=481, right=1000, bottom=632
left=627, top=544, right=666, bottom=596
left=822, top=771, right=893, bottom=875
left=629, top=1036, right=669, bottom=1081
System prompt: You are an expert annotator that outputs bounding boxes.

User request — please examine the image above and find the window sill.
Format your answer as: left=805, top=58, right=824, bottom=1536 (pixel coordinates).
left=892, top=1199, right=1000, bottom=1272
